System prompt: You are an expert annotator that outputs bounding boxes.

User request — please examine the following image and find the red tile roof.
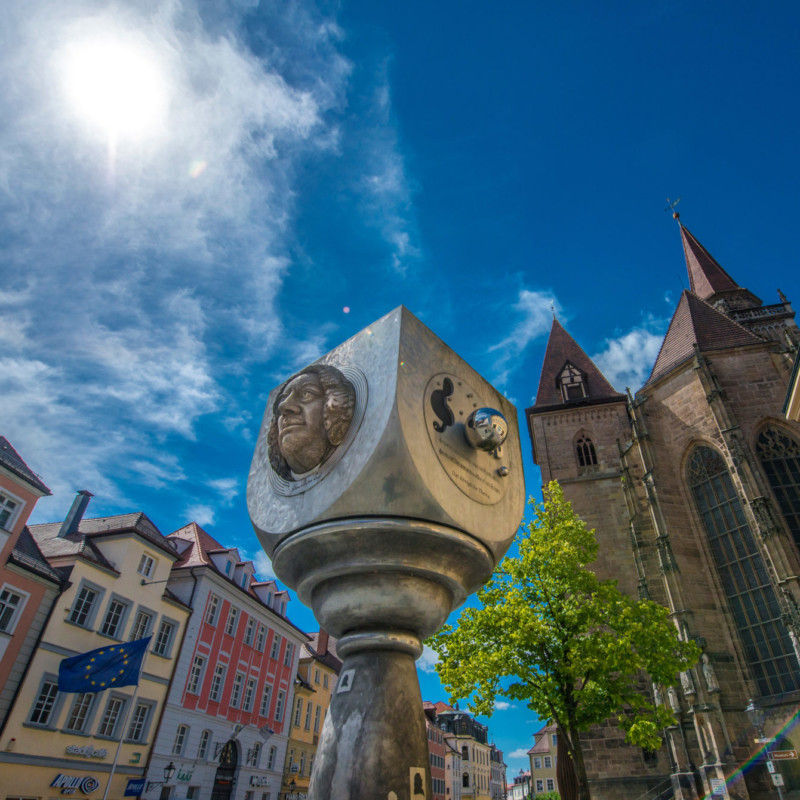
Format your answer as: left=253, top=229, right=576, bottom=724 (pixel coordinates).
left=647, top=290, right=762, bottom=385
left=533, top=319, right=624, bottom=408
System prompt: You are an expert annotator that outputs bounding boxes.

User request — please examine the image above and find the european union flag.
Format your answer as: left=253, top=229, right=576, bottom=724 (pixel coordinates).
left=58, top=636, right=151, bottom=693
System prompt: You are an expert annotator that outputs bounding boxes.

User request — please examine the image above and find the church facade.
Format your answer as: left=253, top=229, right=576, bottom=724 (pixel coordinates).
left=526, top=217, right=800, bottom=800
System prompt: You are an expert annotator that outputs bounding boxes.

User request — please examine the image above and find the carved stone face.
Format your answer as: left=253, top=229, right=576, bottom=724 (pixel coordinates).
left=267, top=364, right=357, bottom=481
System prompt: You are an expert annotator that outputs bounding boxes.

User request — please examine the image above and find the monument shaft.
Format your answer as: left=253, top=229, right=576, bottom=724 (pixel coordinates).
left=248, top=307, right=525, bottom=799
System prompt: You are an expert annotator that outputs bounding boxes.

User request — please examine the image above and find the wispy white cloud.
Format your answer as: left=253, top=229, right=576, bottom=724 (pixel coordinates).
left=494, top=701, right=515, bottom=711
left=591, top=315, right=668, bottom=391
left=0, top=0, right=410, bottom=522
left=489, top=289, right=562, bottom=387
left=508, top=748, right=530, bottom=760
left=353, top=63, right=419, bottom=274
left=252, top=549, right=277, bottom=581
left=185, top=503, right=216, bottom=527
left=416, top=644, right=440, bottom=674
left=208, top=477, right=240, bottom=506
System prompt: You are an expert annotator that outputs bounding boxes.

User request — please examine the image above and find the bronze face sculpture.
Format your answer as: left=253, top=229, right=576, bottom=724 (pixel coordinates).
left=267, top=364, right=356, bottom=480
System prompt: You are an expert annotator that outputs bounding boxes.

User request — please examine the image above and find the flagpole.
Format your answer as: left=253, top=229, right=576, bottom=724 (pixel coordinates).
left=101, top=648, right=147, bottom=800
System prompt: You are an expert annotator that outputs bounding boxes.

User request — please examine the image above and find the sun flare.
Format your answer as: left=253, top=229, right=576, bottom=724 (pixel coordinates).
left=61, top=36, right=168, bottom=141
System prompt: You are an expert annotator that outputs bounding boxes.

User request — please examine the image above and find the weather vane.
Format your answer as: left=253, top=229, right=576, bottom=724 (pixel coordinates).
left=665, top=196, right=681, bottom=220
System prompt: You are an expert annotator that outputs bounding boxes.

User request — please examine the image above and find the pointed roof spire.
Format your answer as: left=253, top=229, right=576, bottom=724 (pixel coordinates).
left=647, top=290, right=762, bottom=384
left=532, top=318, right=624, bottom=409
left=678, top=221, right=740, bottom=300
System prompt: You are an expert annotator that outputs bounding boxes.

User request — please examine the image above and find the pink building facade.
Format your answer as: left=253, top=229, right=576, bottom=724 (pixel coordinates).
left=145, top=522, right=307, bottom=800
left=0, top=436, right=62, bottom=728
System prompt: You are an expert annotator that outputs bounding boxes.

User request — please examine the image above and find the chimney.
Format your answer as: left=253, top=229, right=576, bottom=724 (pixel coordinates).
left=58, top=490, right=94, bottom=538
left=317, top=628, right=329, bottom=655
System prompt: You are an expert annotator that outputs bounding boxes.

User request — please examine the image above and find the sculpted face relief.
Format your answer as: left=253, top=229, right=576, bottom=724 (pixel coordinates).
left=267, top=364, right=356, bottom=480
left=277, top=373, right=329, bottom=473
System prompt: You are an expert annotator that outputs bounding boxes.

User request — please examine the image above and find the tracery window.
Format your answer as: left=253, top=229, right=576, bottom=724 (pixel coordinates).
left=756, top=428, right=800, bottom=551
left=558, top=362, right=587, bottom=402
left=688, top=446, right=799, bottom=696
left=576, top=435, right=597, bottom=468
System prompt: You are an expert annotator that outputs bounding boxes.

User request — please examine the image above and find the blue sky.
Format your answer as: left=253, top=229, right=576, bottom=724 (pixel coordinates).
left=3, top=0, right=799, bottom=773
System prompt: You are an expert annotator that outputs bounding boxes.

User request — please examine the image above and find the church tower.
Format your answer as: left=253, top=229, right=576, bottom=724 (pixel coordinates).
left=526, top=217, right=800, bottom=800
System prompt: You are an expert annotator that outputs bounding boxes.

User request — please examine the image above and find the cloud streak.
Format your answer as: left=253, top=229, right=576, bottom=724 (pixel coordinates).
left=489, top=288, right=561, bottom=388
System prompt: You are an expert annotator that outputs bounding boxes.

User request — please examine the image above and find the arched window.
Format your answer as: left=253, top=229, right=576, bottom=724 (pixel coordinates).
left=247, top=741, right=261, bottom=766
left=172, top=724, right=188, bottom=755
left=576, top=435, right=597, bottom=468
left=462, top=772, right=470, bottom=788
left=558, top=361, right=587, bottom=402
left=688, top=446, right=799, bottom=696
left=756, top=427, right=800, bottom=550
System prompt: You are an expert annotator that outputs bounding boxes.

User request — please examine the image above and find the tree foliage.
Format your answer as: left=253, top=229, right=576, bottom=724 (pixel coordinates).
left=428, top=482, right=700, bottom=796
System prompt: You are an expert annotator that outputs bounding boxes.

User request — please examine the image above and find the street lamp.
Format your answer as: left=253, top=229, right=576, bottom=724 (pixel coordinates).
left=146, top=761, right=176, bottom=792
left=284, top=778, right=297, bottom=800
left=745, top=698, right=766, bottom=739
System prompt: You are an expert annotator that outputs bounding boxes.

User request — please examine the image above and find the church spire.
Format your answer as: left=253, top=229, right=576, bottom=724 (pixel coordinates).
left=677, top=220, right=740, bottom=301
left=532, top=318, right=624, bottom=409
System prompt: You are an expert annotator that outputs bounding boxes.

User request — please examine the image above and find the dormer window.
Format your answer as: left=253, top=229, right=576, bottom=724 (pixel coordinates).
left=224, top=561, right=232, bottom=575
left=558, top=361, right=587, bottom=402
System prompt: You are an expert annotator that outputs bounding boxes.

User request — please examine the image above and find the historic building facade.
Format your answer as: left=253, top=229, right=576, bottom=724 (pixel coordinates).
left=149, top=522, right=307, bottom=800
left=0, top=437, right=62, bottom=728
left=430, top=703, right=494, bottom=800
left=526, top=217, right=800, bottom=800
left=282, top=630, right=341, bottom=800
left=0, top=497, right=190, bottom=800
left=424, top=705, right=447, bottom=800
left=527, top=722, right=558, bottom=796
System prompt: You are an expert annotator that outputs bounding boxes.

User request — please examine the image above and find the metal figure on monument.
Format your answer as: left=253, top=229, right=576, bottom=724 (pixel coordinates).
left=248, top=307, right=525, bottom=800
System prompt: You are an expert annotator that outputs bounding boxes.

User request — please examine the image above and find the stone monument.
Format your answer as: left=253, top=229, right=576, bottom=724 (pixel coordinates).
left=248, top=307, right=525, bottom=800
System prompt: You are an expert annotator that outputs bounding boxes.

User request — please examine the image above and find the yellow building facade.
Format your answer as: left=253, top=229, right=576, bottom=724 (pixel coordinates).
left=0, top=507, right=189, bottom=800
left=280, top=632, right=340, bottom=800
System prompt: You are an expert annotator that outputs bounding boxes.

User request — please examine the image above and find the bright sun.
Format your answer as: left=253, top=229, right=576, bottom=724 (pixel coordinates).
left=61, top=36, right=168, bottom=141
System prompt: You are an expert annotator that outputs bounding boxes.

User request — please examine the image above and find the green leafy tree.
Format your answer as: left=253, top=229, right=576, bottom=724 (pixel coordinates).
left=428, top=482, right=700, bottom=800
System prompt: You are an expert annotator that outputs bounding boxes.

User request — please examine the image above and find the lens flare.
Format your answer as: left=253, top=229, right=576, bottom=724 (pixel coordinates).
left=189, top=160, right=208, bottom=178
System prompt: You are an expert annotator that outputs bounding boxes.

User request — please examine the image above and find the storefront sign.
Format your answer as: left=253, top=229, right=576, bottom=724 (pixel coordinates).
left=124, top=779, right=146, bottom=797
left=176, top=768, right=193, bottom=782
left=66, top=745, right=108, bottom=759
left=250, top=776, right=272, bottom=787
left=50, top=774, right=101, bottom=795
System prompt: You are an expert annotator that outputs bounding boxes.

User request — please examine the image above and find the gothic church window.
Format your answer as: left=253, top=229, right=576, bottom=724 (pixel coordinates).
left=688, top=446, right=800, bottom=696
left=756, top=428, right=800, bottom=551
left=557, top=362, right=587, bottom=402
left=576, top=435, right=597, bottom=468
